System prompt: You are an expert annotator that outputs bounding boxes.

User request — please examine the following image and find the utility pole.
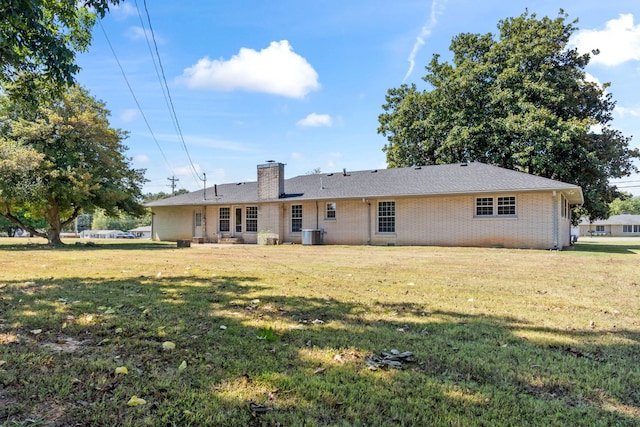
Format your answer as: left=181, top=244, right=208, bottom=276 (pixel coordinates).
left=203, top=173, right=206, bottom=200
left=167, top=176, right=179, bottom=195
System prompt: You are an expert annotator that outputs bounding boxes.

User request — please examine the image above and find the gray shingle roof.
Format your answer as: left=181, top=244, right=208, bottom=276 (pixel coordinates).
left=146, top=162, right=584, bottom=207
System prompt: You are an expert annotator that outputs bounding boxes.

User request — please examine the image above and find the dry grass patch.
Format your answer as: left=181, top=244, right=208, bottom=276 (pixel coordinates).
left=0, top=238, right=638, bottom=426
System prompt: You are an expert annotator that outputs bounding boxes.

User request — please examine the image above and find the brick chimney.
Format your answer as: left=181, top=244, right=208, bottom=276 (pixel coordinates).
left=257, top=162, right=284, bottom=200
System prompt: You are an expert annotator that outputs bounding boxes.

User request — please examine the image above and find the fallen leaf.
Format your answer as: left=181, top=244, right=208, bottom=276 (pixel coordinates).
left=115, top=328, right=123, bottom=334
left=178, top=360, right=187, bottom=371
left=30, top=329, right=42, bottom=335
left=313, top=367, right=326, bottom=374
left=104, top=309, right=116, bottom=314
left=162, top=341, right=176, bottom=350
left=219, top=325, right=227, bottom=330
left=115, top=366, right=128, bottom=375
left=127, top=396, right=147, bottom=406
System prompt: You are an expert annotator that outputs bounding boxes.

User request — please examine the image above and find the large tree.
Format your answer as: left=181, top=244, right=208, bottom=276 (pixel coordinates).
left=0, top=0, right=120, bottom=97
left=0, top=85, right=146, bottom=245
left=378, top=11, right=639, bottom=221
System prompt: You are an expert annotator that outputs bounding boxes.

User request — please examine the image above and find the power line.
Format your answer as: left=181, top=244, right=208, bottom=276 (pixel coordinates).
left=97, top=20, right=174, bottom=176
left=141, top=0, right=203, bottom=187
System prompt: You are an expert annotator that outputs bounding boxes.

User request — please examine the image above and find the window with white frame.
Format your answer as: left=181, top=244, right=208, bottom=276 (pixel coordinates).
left=497, top=196, right=516, bottom=215
left=636, top=225, right=640, bottom=233
left=378, top=201, right=395, bottom=233
left=246, top=206, right=258, bottom=232
left=595, top=225, right=605, bottom=232
left=291, top=205, right=302, bottom=233
left=476, top=196, right=517, bottom=217
left=326, top=202, right=336, bottom=219
left=476, top=197, right=494, bottom=216
left=623, top=225, right=633, bottom=233
left=219, top=207, right=230, bottom=232
left=195, top=212, right=202, bottom=227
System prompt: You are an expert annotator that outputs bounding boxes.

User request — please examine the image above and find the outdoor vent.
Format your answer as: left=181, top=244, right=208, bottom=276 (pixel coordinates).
left=327, top=173, right=333, bottom=176
left=414, top=166, right=422, bottom=170
left=460, top=163, right=468, bottom=167
left=236, top=182, right=244, bottom=185
left=371, top=169, right=378, bottom=173
left=343, top=168, right=347, bottom=176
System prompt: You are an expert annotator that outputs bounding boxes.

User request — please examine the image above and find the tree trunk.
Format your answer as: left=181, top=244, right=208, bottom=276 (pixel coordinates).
left=47, top=228, right=63, bottom=246
left=44, top=199, right=64, bottom=246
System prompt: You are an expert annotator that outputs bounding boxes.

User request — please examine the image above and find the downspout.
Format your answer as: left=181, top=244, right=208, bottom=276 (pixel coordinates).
left=202, top=205, right=207, bottom=240
left=315, top=200, right=319, bottom=229
left=552, top=191, right=559, bottom=249
left=365, top=199, right=371, bottom=245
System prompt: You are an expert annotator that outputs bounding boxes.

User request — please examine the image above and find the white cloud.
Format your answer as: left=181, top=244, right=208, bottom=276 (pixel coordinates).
left=174, top=164, right=203, bottom=186
left=120, top=108, right=139, bottom=122
left=124, top=26, right=162, bottom=43
left=110, top=3, right=138, bottom=20
left=403, top=0, right=448, bottom=82
left=174, top=164, right=202, bottom=175
left=584, top=72, right=601, bottom=85
left=615, top=105, right=640, bottom=118
left=297, top=113, right=333, bottom=127
left=180, top=40, right=320, bottom=98
left=571, top=14, right=640, bottom=66
left=156, top=133, right=250, bottom=152
left=133, top=154, right=150, bottom=163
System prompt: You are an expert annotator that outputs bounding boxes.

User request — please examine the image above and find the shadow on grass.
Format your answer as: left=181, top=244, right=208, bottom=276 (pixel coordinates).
left=0, top=240, right=177, bottom=252
left=572, top=240, right=640, bottom=255
left=1, top=275, right=638, bottom=426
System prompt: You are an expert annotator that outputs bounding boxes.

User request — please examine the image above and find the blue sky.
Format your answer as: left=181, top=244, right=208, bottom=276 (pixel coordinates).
left=76, top=0, right=640, bottom=196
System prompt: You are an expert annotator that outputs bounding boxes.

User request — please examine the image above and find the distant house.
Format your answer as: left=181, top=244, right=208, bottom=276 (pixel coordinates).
left=146, top=162, right=583, bottom=250
left=578, top=214, right=640, bottom=237
left=129, top=225, right=152, bottom=239
left=80, top=230, right=122, bottom=239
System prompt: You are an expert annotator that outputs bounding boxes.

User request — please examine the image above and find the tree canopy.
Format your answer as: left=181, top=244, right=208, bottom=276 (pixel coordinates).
left=609, top=195, right=640, bottom=216
left=378, top=10, right=639, bottom=220
left=0, top=0, right=120, bottom=98
left=0, top=85, right=146, bottom=245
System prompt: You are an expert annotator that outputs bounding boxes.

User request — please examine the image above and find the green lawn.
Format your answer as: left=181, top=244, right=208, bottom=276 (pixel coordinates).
left=0, top=238, right=638, bottom=426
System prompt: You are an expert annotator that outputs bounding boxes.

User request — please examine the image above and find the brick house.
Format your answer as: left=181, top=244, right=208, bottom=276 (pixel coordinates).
left=146, top=162, right=583, bottom=249
left=577, top=214, right=640, bottom=237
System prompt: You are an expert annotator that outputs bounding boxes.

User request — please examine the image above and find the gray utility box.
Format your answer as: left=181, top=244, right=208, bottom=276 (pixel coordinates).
left=301, top=229, right=322, bottom=245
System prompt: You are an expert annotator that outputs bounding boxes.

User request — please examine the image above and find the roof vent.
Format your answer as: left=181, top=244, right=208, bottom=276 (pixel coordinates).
left=265, top=160, right=275, bottom=163
left=343, top=168, right=347, bottom=176
left=371, top=169, right=378, bottom=173
left=460, top=163, right=468, bottom=167
left=414, top=166, right=422, bottom=170
left=327, top=173, right=333, bottom=176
